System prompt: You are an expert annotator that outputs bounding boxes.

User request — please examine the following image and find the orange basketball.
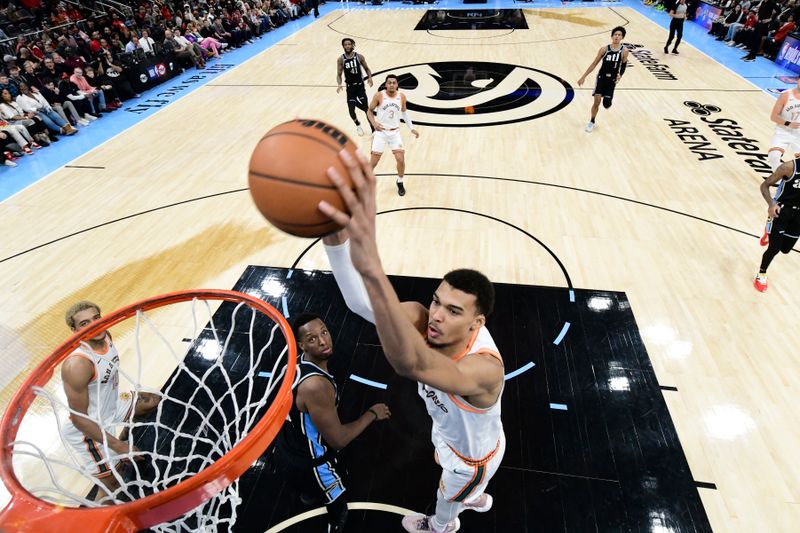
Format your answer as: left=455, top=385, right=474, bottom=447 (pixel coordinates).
left=248, top=119, right=357, bottom=238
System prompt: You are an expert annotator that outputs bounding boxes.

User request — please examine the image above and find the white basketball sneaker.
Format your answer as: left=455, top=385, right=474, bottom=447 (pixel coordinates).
left=356, top=125, right=365, bottom=136
left=585, top=121, right=595, bottom=133
left=401, top=514, right=460, bottom=532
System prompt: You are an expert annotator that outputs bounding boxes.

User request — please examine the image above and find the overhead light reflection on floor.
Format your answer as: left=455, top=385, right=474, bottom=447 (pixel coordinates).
left=703, top=404, right=755, bottom=441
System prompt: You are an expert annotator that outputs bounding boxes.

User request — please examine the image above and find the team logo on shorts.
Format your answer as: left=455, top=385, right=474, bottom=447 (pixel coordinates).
left=372, top=61, right=574, bottom=127
left=683, top=101, right=721, bottom=117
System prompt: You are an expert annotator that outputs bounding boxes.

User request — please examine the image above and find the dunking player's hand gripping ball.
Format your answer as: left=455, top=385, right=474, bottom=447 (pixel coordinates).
left=248, top=119, right=357, bottom=237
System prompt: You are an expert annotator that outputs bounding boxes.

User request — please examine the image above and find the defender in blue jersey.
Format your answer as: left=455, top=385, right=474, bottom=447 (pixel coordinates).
left=275, top=313, right=391, bottom=532
left=577, top=26, right=630, bottom=133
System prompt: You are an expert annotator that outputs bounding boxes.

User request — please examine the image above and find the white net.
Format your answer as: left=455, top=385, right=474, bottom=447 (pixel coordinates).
left=8, top=296, right=293, bottom=532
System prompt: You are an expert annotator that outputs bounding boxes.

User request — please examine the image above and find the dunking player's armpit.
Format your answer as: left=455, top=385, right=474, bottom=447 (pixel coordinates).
left=324, top=239, right=375, bottom=323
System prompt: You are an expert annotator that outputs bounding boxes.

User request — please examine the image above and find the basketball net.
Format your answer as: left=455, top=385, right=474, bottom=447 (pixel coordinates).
left=3, top=293, right=295, bottom=532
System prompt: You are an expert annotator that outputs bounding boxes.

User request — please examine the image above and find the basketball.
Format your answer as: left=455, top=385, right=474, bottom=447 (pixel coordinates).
left=248, top=119, right=358, bottom=238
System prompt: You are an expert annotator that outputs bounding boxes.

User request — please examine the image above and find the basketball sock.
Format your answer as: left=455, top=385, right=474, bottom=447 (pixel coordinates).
left=767, top=150, right=782, bottom=171
left=590, top=118, right=596, bottom=123
left=397, top=176, right=404, bottom=183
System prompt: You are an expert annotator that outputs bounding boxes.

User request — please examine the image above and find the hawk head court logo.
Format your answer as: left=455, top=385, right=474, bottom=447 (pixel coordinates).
left=683, top=101, right=721, bottom=117
left=372, top=61, right=574, bottom=128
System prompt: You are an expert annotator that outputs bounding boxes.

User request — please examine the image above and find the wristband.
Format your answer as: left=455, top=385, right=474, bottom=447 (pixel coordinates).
left=368, top=408, right=378, bottom=420
left=785, top=121, right=791, bottom=126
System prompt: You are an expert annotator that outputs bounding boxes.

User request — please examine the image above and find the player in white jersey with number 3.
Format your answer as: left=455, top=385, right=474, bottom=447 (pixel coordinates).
left=761, top=78, right=800, bottom=245
left=368, top=73, right=419, bottom=197
left=319, top=150, right=505, bottom=533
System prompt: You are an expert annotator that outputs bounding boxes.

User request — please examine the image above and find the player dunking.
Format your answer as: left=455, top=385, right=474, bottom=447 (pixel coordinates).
left=337, top=38, right=373, bottom=137
left=577, top=26, right=629, bottom=133
left=61, top=301, right=159, bottom=501
left=320, top=152, right=504, bottom=533
left=760, top=78, right=800, bottom=246
left=368, top=74, right=419, bottom=196
left=754, top=158, right=800, bottom=292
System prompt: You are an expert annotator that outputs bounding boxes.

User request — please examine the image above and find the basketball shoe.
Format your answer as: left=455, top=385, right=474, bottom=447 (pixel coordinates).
left=401, top=514, right=459, bottom=532
left=760, top=228, right=769, bottom=246
left=585, top=121, right=595, bottom=133
left=462, top=492, right=492, bottom=513
left=753, top=273, right=768, bottom=292
left=397, top=180, right=406, bottom=196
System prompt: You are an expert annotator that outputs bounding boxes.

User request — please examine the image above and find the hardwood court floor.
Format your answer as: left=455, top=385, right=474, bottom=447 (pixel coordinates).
left=0, top=7, right=797, bottom=532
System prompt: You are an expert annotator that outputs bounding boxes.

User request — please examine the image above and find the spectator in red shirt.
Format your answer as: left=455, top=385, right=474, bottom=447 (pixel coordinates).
left=66, top=6, right=83, bottom=22
left=764, top=15, right=796, bottom=58
left=160, top=4, right=173, bottom=22
left=89, top=31, right=102, bottom=55
left=111, top=13, right=126, bottom=33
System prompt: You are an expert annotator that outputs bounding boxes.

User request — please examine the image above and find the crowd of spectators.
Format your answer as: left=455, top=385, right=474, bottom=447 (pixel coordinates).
left=705, top=0, right=798, bottom=60
left=645, top=0, right=800, bottom=62
left=0, top=0, right=324, bottom=170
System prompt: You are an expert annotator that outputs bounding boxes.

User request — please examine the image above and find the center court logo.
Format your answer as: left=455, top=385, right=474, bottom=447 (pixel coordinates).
left=372, top=61, right=574, bottom=127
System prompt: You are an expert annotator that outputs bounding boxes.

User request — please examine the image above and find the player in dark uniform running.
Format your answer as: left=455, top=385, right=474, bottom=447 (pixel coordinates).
left=754, top=159, right=800, bottom=292
left=577, top=26, right=630, bottom=133
left=337, top=38, right=374, bottom=137
left=274, top=313, right=390, bottom=532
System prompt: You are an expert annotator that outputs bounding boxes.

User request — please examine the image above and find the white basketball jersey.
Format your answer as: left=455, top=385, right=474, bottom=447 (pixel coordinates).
left=62, top=334, right=121, bottom=438
left=376, top=90, right=402, bottom=130
left=779, top=90, right=800, bottom=130
left=418, top=326, right=504, bottom=464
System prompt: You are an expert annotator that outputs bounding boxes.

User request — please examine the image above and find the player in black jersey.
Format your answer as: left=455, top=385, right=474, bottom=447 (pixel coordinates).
left=337, top=38, right=374, bottom=137
left=754, top=159, right=800, bottom=292
left=577, top=26, right=629, bottom=133
left=275, top=313, right=390, bottom=532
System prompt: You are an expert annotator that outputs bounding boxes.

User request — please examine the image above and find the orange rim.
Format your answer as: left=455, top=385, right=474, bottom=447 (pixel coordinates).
left=0, top=289, right=297, bottom=531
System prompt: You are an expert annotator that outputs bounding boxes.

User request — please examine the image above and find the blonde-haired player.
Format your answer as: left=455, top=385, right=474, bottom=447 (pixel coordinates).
left=762, top=78, right=800, bottom=246
left=367, top=73, right=419, bottom=197
left=61, top=301, right=160, bottom=501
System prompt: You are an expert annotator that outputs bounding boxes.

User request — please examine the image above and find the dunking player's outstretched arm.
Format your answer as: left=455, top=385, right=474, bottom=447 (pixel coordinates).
left=367, top=92, right=383, bottom=131
left=357, top=53, right=373, bottom=87
left=319, top=151, right=502, bottom=397
left=577, top=46, right=605, bottom=87
left=323, top=231, right=428, bottom=332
